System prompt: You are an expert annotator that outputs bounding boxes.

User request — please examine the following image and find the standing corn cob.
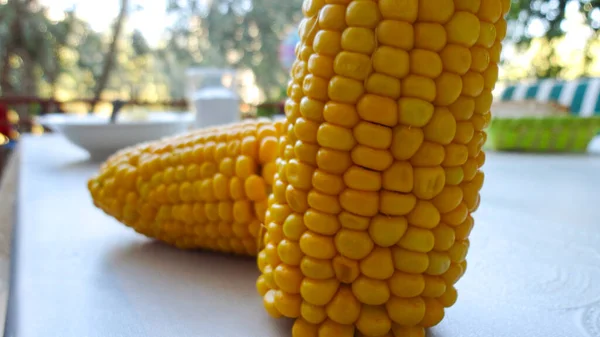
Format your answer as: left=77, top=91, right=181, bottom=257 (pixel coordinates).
left=257, top=0, right=509, bottom=335
left=88, top=120, right=281, bottom=255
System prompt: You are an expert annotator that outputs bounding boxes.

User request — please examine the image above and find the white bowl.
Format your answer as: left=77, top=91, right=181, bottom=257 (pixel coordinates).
left=38, top=112, right=194, bottom=161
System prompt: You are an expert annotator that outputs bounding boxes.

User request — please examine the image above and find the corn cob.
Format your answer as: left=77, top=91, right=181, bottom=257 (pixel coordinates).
left=257, top=0, right=509, bottom=336
left=88, top=120, right=281, bottom=254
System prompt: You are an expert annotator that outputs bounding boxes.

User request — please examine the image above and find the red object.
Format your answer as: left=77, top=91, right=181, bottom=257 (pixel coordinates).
left=0, top=104, right=12, bottom=137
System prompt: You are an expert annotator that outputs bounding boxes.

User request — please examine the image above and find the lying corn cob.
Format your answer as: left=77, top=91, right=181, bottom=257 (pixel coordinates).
left=88, top=120, right=281, bottom=254
left=257, top=0, right=509, bottom=335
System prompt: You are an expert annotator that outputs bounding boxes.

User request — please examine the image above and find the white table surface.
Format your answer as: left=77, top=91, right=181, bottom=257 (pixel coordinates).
left=3, top=134, right=600, bottom=337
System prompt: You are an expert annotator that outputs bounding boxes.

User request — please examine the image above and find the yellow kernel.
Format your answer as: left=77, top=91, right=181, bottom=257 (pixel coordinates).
left=274, top=290, right=302, bottom=318
left=244, top=175, right=267, bottom=201
left=233, top=200, right=252, bottom=223
left=351, top=145, right=393, bottom=171
left=303, top=75, right=329, bottom=102
left=318, top=319, right=355, bottom=337
left=323, top=102, right=359, bottom=128
left=398, top=98, right=434, bottom=127
left=308, top=54, right=335, bottom=79
left=360, top=246, right=395, bottom=280
left=301, top=302, right=327, bottom=325
left=241, top=136, right=258, bottom=158
left=449, top=95, right=475, bottom=120
left=376, top=20, right=414, bottom=49
left=295, top=117, right=319, bottom=143
left=235, top=155, right=256, bottom=179
left=339, top=211, right=370, bottom=230
left=287, top=185, right=310, bottom=213
left=299, top=15, right=319, bottom=44
left=432, top=186, right=463, bottom=213
left=200, top=179, right=216, bottom=201
left=382, top=161, right=413, bottom=193
left=490, top=41, right=502, bottom=63
left=319, top=4, right=347, bottom=31
left=390, top=125, right=424, bottom=160
left=335, top=228, right=374, bottom=259
left=441, top=44, right=472, bottom=75
left=274, top=264, right=303, bottom=294
left=379, top=190, right=417, bottom=216
left=418, top=0, right=454, bottom=22
left=392, top=325, right=425, bottom=337
left=378, top=0, right=418, bottom=22
left=317, top=148, right=352, bottom=174
left=407, top=200, right=440, bottom=229
left=286, top=99, right=301, bottom=120
left=352, top=276, right=390, bottom=305
left=303, top=0, right=325, bottom=16
left=286, top=159, right=314, bottom=190
left=357, top=94, right=398, bottom=126
left=443, top=143, right=469, bottom=167
left=446, top=11, right=480, bottom=47
left=317, top=123, right=356, bottom=151
left=402, top=75, right=436, bottom=102
left=455, top=0, right=480, bottom=12
left=267, top=222, right=283, bottom=242
left=308, top=190, right=342, bottom=214
left=455, top=121, right=475, bottom=144
left=218, top=201, right=234, bottom=222
left=259, top=136, right=279, bottom=164
left=200, top=162, right=217, bottom=178
left=353, top=121, right=392, bottom=150
left=343, top=166, right=381, bottom=192
left=411, top=141, right=445, bottom=166
left=398, top=227, right=435, bottom=253
left=415, top=23, right=447, bottom=51
left=442, top=262, right=464, bottom=285
left=332, top=255, right=360, bottom=283
left=420, top=298, right=445, bottom=327
left=493, top=19, right=505, bottom=42
left=386, top=296, right=426, bottom=326
left=179, top=181, right=194, bottom=202
left=341, top=27, right=376, bottom=54
left=326, top=286, right=361, bottom=324
left=295, top=140, right=319, bottom=165
left=263, top=290, right=282, bottom=318
left=392, top=247, right=430, bottom=273
left=346, top=0, right=380, bottom=28
left=474, top=89, right=494, bottom=114
left=334, top=51, right=372, bottom=80
left=314, top=30, right=342, bottom=56
left=369, top=215, right=408, bottom=247
left=478, top=0, right=502, bottom=22
left=454, top=216, right=474, bottom=241
left=470, top=46, right=490, bottom=72
left=439, top=285, right=458, bottom=307
left=443, top=202, right=469, bottom=226
left=187, top=164, right=201, bottom=180
left=462, top=71, right=484, bottom=97
left=413, top=166, right=445, bottom=200
left=300, top=231, right=337, bottom=259
left=301, top=256, right=335, bottom=280
left=329, top=76, right=365, bottom=104
left=312, top=169, right=344, bottom=195
left=426, top=251, right=451, bottom=275
left=373, top=46, right=410, bottom=78
left=410, top=49, right=442, bottom=78
left=445, top=166, right=464, bottom=186
left=424, top=107, right=457, bottom=145
left=356, top=305, right=392, bottom=337
left=301, top=278, right=339, bottom=306
left=434, top=72, right=463, bottom=106
left=229, top=176, right=245, bottom=200
left=389, top=271, right=425, bottom=298
left=283, top=213, right=307, bottom=240
left=293, top=318, right=319, bottom=336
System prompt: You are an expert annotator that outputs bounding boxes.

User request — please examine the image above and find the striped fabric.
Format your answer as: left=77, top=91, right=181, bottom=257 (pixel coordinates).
left=497, top=77, right=600, bottom=117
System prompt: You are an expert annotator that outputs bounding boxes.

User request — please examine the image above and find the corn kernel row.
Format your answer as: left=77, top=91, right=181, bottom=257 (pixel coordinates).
left=257, top=0, right=509, bottom=336
left=88, top=120, right=281, bottom=255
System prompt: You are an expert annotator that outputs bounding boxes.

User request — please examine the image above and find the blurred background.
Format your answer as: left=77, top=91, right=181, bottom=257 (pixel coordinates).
left=0, top=0, right=599, bottom=151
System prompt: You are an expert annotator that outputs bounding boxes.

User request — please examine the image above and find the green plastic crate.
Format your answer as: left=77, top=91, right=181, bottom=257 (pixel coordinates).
left=486, top=116, right=600, bottom=152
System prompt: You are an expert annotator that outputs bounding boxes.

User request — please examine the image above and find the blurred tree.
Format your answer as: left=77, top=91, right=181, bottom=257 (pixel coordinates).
left=166, top=0, right=303, bottom=101
left=506, top=0, right=600, bottom=78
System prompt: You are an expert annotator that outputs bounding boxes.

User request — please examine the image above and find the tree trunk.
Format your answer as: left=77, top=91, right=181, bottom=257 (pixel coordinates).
left=89, top=0, right=128, bottom=113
